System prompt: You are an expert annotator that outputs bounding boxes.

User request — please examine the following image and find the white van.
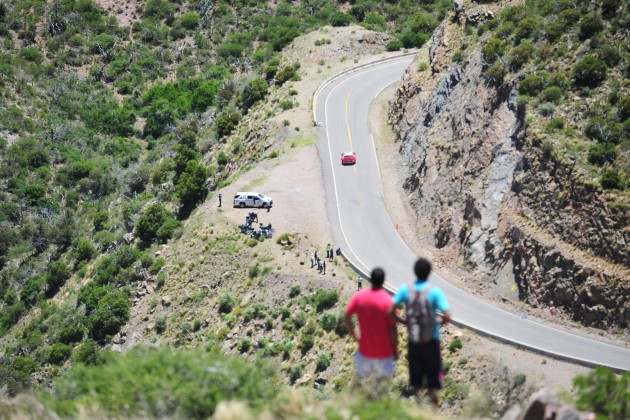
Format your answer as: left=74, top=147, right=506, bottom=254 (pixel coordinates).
left=233, top=192, right=273, bottom=208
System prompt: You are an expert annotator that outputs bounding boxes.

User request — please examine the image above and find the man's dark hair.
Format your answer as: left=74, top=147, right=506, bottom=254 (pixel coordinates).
left=414, top=258, right=432, bottom=281
left=371, top=267, right=385, bottom=289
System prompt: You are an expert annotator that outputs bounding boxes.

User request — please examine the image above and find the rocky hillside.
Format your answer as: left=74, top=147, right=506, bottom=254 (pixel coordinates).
left=389, top=0, right=630, bottom=330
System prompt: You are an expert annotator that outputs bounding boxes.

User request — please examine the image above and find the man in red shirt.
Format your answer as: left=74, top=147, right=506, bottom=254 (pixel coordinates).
left=344, top=268, right=398, bottom=388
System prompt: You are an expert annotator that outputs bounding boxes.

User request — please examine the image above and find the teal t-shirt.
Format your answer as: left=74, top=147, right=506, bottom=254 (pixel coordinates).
left=393, top=281, right=450, bottom=340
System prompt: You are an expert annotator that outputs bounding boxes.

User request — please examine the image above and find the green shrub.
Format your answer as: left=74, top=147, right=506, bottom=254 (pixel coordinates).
left=573, top=367, right=629, bottom=419
left=540, top=140, right=554, bottom=159
left=602, top=0, right=622, bottom=17
left=20, top=47, right=43, bottom=63
left=239, top=78, right=268, bottom=112
left=49, top=348, right=279, bottom=418
left=289, top=362, right=305, bottom=384
left=73, top=237, right=96, bottom=263
left=537, top=102, right=555, bottom=117
left=315, top=352, right=331, bottom=373
left=217, top=43, right=244, bottom=62
left=275, top=233, right=294, bottom=245
left=448, top=337, right=463, bottom=352
left=540, top=86, right=563, bottom=104
left=276, top=65, right=299, bottom=84
left=386, top=39, right=403, bottom=52
left=573, top=55, right=607, bottom=87
left=280, top=307, right=291, bottom=320
left=144, top=0, right=174, bottom=20
left=400, top=32, right=429, bottom=48
left=72, top=340, right=101, bottom=365
left=219, top=293, right=236, bottom=314
left=299, top=334, right=315, bottom=354
left=545, top=117, right=565, bottom=133
left=330, top=12, right=351, bottom=27
left=47, top=343, right=73, bottom=365
left=293, top=311, right=307, bottom=329
left=20, top=275, right=46, bottom=308
left=248, top=264, right=260, bottom=278
left=289, top=285, right=301, bottom=298
left=513, top=17, right=540, bottom=44
left=598, top=44, right=622, bottom=68
left=150, top=257, right=166, bottom=274
left=155, top=315, right=167, bottom=334
left=47, top=260, right=70, bottom=294
left=482, top=38, right=505, bottom=63
left=0, top=355, right=39, bottom=396
left=334, top=310, right=347, bottom=337
left=58, top=325, right=85, bottom=345
left=238, top=337, right=252, bottom=353
left=216, top=111, right=241, bottom=138
left=279, top=100, right=294, bottom=110
left=0, top=302, right=26, bottom=332
left=319, top=312, right=337, bottom=332
left=179, top=12, right=200, bottom=29
left=135, top=204, right=178, bottom=243
left=578, top=13, right=604, bottom=41
left=618, top=97, right=630, bottom=121
left=585, top=117, right=624, bottom=144
left=312, top=289, right=339, bottom=312
left=484, top=62, right=506, bottom=87
left=588, top=143, right=617, bottom=166
left=87, top=291, right=130, bottom=341
left=600, top=169, right=623, bottom=190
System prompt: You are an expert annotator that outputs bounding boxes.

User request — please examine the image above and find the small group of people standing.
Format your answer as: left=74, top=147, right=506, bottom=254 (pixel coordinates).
left=310, top=250, right=326, bottom=274
left=310, top=244, right=341, bottom=275
left=344, top=258, right=451, bottom=407
left=325, top=243, right=338, bottom=262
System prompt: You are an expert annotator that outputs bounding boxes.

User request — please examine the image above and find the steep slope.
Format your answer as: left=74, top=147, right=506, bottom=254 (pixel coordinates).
left=389, top=0, right=630, bottom=331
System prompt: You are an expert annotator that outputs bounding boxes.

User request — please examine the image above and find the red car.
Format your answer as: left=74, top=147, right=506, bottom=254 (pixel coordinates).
left=341, top=152, right=356, bottom=165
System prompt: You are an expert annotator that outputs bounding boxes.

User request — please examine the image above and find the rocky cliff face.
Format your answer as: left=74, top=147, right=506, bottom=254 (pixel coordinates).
left=388, top=2, right=630, bottom=330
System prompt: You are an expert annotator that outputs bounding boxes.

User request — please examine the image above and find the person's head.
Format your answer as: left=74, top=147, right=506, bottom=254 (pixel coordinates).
left=414, top=258, right=432, bottom=282
left=371, top=268, right=385, bottom=290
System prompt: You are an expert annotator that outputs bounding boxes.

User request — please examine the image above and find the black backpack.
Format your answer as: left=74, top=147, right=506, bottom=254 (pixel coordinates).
left=406, top=284, right=435, bottom=344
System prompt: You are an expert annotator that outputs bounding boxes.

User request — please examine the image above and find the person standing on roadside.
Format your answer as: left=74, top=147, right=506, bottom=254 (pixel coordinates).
left=218, top=193, right=222, bottom=207
left=345, top=268, right=398, bottom=395
left=388, top=258, right=451, bottom=408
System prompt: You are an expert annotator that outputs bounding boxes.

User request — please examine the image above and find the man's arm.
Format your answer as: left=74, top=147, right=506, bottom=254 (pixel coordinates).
left=439, top=310, right=451, bottom=326
left=344, top=313, right=359, bottom=341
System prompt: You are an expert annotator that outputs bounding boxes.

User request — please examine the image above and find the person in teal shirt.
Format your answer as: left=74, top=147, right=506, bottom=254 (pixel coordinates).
left=388, top=258, right=451, bottom=407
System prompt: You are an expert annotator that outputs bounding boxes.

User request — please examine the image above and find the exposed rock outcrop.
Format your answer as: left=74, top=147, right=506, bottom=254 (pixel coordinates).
left=502, top=389, right=594, bottom=420
left=388, top=0, right=629, bottom=329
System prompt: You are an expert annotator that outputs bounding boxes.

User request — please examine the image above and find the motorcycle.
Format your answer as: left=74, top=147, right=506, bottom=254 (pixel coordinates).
left=259, top=223, right=274, bottom=238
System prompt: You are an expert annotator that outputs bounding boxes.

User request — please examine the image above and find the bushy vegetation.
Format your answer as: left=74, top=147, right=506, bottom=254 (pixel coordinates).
left=475, top=0, right=629, bottom=191
left=572, top=367, right=629, bottom=419
left=46, top=348, right=280, bottom=418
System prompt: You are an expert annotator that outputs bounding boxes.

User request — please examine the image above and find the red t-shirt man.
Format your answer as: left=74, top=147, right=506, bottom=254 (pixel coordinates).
left=344, top=268, right=398, bottom=380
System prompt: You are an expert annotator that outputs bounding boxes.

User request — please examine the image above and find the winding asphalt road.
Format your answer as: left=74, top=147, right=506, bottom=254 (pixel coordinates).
left=313, top=55, right=630, bottom=372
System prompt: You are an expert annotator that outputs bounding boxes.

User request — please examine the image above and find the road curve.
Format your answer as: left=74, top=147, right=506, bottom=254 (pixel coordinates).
left=313, top=55, right=630, bottom=372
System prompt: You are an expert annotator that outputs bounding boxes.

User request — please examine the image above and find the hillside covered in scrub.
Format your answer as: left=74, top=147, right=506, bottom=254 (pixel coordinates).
left=388, top=0, right=629, bottom=331
left=0, top=0, right=628, bottom=418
